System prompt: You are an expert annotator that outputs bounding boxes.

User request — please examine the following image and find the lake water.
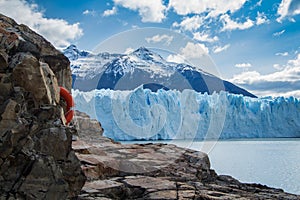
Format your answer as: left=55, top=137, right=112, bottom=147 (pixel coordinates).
left=122, top=138, right=300, bottom=195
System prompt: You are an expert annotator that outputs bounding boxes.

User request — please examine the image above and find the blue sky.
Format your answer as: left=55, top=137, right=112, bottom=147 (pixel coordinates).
left=0, top=0, right=299, bottom=97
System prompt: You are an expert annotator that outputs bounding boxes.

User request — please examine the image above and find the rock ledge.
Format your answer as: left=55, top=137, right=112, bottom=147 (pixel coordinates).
left=73, top=136, right=299, bottom=200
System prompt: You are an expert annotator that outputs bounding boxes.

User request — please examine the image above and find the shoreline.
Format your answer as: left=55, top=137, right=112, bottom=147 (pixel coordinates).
left=118, top=137, right=300, bottom=143
left=120, top=137, right=300, bottom=195
left=73, top=134, right=300, bottom=199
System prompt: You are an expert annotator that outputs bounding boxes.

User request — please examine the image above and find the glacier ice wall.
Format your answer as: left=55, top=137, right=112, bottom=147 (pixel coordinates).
left=72, top=88, right=300, bottom=140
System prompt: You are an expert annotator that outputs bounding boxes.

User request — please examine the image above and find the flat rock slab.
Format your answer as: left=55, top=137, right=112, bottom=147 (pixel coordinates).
left=74, top=136, right=300, bottom=199
left=124, top=176, right=177, bottom=190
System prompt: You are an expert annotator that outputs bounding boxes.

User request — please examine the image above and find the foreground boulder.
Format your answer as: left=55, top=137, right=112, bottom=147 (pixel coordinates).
left=0, top=13, right=85, bottom=199
left=73, top=136, right=300, bottom=199
left=73, top=110, right=104, bottom=140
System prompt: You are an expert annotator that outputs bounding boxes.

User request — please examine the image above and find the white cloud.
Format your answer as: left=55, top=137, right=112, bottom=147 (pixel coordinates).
left=166, top=54, right=185, bottom=63
left=180, top=42, right=209, bottom=59
left=230, top=54, right=300, bottom=97
left=275, top=52, right=289, bottom=56
left=145, top=34, right=174, bottom=46
left=287, top=53, right=300, bottom=66
left=256, top=0, right=263, bottom=7
left=273, top=53, right=300, bottom=69
left=273, top=29, right=285, bottom=36
left=168, top=0, right=247, bottom=17
left=213, top=44, right=230, bottom=53
left=291, top=1, right=300, bottom=15
left=83, top=10, right=96, bottom=16
left=230, top=67, right=300, bottom=91
left=250, top=0, right=263, bottom=9
left=249, top=89, right=300, bottom=98
left=124, top=47, right=134, bottom=54
left=277, top=0, right=290, bottom=22
left=277, top=0, right=300, bottom=22
left=220, top=12, right=267, bottom=31
left=230, top=71, right=260, bottom=84
left=273, top=64, right=284, bottom=70
left=193, top=32, right=219, bottom=43
left=220, top=14, right=255, bottom=31
left=256, top=12, right=269, bottom=25
left=172, top=15, right=204, bottom=31
left=231, top=66, right=300, bottom=85
left=276, top=90, right=300, bottom=98
left=113, top=0, right=166, bottom=22
left=165, top=42, right=209, bottom=64
left=0, top=0, right=83, bottom=48
left=235, top=63, right=252, bottom=68
left=103, top=7, right=117, bottom=17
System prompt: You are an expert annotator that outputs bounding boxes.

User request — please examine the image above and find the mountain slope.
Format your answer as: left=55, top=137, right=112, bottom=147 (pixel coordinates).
left=64, top=45, right=256, bottom=98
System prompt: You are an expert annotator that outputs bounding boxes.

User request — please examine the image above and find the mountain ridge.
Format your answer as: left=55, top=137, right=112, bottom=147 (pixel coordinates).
left=64, top=45, right=257, bottom=98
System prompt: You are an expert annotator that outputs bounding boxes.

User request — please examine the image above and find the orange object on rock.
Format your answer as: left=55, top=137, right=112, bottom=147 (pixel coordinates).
left=60, top=86, right=74, bottom=124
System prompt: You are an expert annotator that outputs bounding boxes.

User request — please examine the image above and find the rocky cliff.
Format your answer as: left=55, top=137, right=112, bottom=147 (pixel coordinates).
left=74, top=136, right=300, bottom=200
left=0, top=13, right=85, bottom=199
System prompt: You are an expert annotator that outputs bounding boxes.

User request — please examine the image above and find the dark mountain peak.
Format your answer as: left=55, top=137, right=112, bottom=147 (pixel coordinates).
left=133, top=46, right=151, bottom=53
left=176, top=63, right=197, bottom=72
left=131, top=46, right=163, bottom=61
left=66, top=44, right=78, bottom=50
left=63, top=44, right=90, bottom=60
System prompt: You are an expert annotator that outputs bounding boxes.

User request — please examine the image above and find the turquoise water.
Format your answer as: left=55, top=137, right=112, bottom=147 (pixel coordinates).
left=121, top=138, right=300, bottom=195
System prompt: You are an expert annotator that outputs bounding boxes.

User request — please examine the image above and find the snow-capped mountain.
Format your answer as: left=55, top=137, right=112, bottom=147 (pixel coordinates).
left=63, top=44, right=91, bottom=61
left=64, top=45, right=256, bottom=98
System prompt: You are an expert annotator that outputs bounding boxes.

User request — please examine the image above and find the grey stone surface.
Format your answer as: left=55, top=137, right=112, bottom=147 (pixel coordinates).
left=73, top=137, right=300, bottom=199
left=0, top=13, right=85, bottom=199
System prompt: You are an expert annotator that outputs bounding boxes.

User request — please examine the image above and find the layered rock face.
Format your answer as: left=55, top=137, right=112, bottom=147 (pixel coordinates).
left=0, top=14, right=85, bottom=199
left=74, top=137, right=300, bottom=200
left=73, top=110, right=104, bottom=140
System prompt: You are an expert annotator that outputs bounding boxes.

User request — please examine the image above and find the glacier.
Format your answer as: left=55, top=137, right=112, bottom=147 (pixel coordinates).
left=72, top=87, right=300, bottom=141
